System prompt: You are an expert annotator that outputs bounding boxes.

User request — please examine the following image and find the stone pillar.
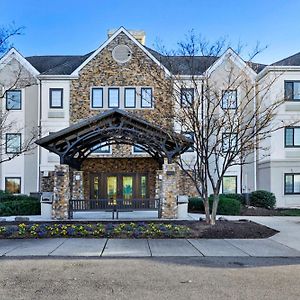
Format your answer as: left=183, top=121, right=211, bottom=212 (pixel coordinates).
left=159, top=159, right=179, bottom=219
left=71, top=171, right=84, bottom=200
left=52, top=164, right=70, bottom=220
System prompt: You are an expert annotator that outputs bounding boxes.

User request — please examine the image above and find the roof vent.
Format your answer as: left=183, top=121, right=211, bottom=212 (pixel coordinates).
left=112, top=45, right=132, bottom=64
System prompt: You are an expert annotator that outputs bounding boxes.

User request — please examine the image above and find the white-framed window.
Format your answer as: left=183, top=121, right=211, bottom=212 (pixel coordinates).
left=49, top=88, right=63, bottom=108
left=6, top=90, right=21, bottom=110
left=180, top=88, right=194, bottom=107
left=284, top=173, right=300, bottom=194
left=91, top=88, right=103, bottom=108
left=5, top=177, right=21, bottom=194
left=133, top=145, right=146, bottom=153
left=141, top=88, right=153, bottom=108
left=124, top=88, right=136, bottom=108
left=91, top=143, right=111, bottom=154
left=222, top=133, right=238, bottom=152
left=222, top=176, right=237, bottom=194
left=108, top=88, right=119, bottom=108
left=6, top=133, right=21, bottom=154
left=221, top=90, right=237, bottom=109
left=285, top=81, right=300, bottom=101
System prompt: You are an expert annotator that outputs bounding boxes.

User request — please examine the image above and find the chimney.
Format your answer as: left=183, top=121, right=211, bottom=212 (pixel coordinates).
left=108, top=29, right=146, bottom=45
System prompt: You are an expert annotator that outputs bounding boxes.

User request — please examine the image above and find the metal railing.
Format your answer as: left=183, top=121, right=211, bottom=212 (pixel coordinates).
left=68, top=198, right=161, bottom=219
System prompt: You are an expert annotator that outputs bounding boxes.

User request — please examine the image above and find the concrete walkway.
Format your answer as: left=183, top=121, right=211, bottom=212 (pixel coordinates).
left=1, top=236, right=300, bottom=257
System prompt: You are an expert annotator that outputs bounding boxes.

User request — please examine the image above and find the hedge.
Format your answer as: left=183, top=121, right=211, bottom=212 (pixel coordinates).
left=188, top=195, right=241, bottom=215
left=0, top=200, right=41, bottom=216
left=0, top=191, right=41, bottom=216
left=250, top=190, right=276, bottom=209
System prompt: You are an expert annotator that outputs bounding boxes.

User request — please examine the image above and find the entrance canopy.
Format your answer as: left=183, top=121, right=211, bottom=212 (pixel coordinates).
left=36, top=109, right=193, bottom=169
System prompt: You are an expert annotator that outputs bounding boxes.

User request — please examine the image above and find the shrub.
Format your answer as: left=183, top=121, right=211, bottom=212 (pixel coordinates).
left=250, top=190, right=276, bottom=209
left=0, top=192, right=38, bottom=203
left=220, top=193, right=244, bottom=204
left=189, top=195, right=241, bottom=215
left=209, top=195, right=241, bottom=215
left=0, top=199, right=41, bottom=216
left=188, top=197, right=204, bottom=212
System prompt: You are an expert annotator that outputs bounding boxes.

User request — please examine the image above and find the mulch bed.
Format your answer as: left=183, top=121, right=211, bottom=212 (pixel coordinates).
left=0, top=220, right=278, bottom=239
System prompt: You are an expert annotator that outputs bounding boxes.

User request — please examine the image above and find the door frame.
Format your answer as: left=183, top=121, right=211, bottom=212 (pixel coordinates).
left=89, top=172, right=149, bottom=200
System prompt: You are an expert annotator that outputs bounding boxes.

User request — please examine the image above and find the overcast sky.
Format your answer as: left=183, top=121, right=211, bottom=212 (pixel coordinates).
left=1, top=0, right=300, bottom=64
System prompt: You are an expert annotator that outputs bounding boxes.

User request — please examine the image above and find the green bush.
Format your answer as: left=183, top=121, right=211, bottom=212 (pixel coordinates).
left=0, top=192, right=38, bottom=203
left=188, top=197, right=204, bottom=212
left=250, top=190, right=276, bottom=209
left=220, top=193, right=244, bottom=203
left=208, top=195, right=241, bottom=215
left=0, top=198, right=41, bottom=217
left=189, top=195, right=241, bottom=215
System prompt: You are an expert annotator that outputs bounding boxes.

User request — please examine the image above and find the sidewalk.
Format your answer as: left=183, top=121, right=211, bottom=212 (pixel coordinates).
left=1, top=215, right=299, bottom=257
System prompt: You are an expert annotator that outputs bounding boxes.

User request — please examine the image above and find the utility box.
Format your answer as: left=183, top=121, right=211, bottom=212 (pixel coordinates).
left=177, top=195, right=189, bottom=219
left=40, top=192, right=54, bottom=219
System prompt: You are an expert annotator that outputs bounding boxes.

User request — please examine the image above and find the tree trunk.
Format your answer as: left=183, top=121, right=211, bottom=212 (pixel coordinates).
left=210, top=193, right=219, bottom=225
left=203, top=199, right=211, bottom=224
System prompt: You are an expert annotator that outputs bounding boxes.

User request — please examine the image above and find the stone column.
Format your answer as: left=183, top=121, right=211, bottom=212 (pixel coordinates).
left=52, top=164, right=70, bottom=220
left=71, top=171, right=84, bottom=200
left=160, top=159, right=179, bottom=219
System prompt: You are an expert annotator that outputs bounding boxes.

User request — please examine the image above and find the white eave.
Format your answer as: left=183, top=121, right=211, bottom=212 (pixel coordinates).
left=257, top=65, right=300, bottom=81
left=37, top=74, right=79, bottom=80
left=70, top=26, right=171, bottom=77
left=0, top=47, right=40, bottom=76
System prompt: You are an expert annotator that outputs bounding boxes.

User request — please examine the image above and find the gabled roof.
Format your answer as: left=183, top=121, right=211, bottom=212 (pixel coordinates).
left=70, top=26, right=171, bottom=76
left=0, top=48, right=40, bottom=75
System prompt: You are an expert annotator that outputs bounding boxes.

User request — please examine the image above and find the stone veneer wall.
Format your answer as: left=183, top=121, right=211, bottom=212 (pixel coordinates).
left=40, top=171, right=55, bottom=192
left=52, top=165, right=70, bottom=220
left=69, top=32, right=174, bottom=159
left=81, top=157, right=161, bottom=199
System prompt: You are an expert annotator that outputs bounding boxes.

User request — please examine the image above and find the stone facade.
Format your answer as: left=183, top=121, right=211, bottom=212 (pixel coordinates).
left=69, top=32, right=173, bottom=159
left=157, top=160, right=181, bottom=219
left=40, top=171, right=54, bottom=192
left=71, top=170, right=84, bottom=200
left=50, top=31, right=190, bottom=219
left=52, top=165, right=70, bottom=220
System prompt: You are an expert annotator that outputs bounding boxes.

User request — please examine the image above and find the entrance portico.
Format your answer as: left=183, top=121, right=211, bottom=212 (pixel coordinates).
left=36, top=109, right=192, bottom=220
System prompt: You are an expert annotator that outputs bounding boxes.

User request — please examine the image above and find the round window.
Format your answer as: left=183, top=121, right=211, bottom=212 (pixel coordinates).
left=112, top=45, right=132, bottom=63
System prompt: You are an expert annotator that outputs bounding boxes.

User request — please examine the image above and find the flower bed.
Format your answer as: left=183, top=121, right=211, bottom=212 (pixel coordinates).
left=0, top=222, right=191, bottom=239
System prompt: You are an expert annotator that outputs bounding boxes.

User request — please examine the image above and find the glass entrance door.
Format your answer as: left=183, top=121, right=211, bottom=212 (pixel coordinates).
left=107, top=176, right=117, bottom=204
left=122, top=176, right=133, bottom=205
left=90, top=173, right=148, bottom=205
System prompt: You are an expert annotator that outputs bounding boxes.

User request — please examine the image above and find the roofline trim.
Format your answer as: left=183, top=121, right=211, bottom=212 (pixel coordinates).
left=38, top=74, right=79, bottom=80
left=70, top=26, right=171, bottom=77
left=0, top=47, right=40, bottom=76
left=257, top=65, right=300, bottom=80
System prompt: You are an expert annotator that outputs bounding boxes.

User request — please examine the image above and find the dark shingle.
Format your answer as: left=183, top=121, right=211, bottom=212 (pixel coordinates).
left=25, top=52, right=94, bottom=75
left=271, top=52, right=300, bottom=67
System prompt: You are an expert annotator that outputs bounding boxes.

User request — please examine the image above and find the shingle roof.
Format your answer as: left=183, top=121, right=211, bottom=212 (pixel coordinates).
left=25, top=46, right=265, bottom=76
left=271, top=51, right=300, bottom=67
left=25, top=52, right=93, bottom=75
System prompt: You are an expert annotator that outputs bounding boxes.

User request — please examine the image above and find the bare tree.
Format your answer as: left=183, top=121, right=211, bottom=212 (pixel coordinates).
left=146, top=33, right=294, bottom=224
left=0, top=24, right=38, bottom=164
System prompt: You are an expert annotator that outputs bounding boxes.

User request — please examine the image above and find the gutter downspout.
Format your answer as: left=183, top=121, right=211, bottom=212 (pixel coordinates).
left=253, top=82, right=257, bottom=191
left=37, top=79, right=42, bottom=192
